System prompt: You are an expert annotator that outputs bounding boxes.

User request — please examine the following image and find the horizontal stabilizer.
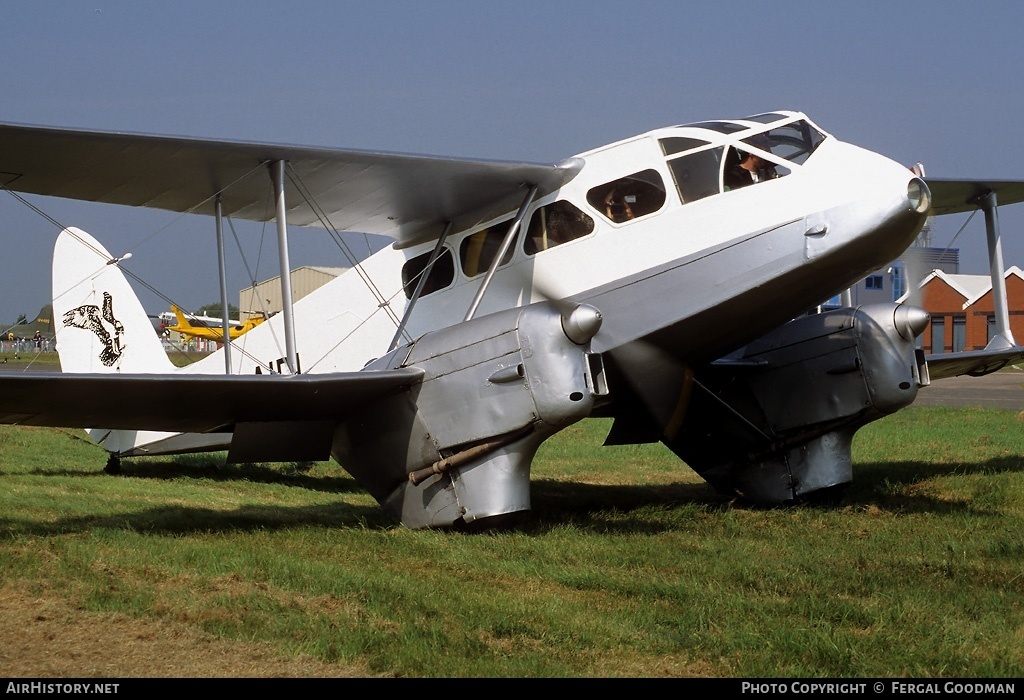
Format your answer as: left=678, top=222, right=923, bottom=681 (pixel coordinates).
left=925, top=347, right=1024, bottom=380
left=0, top=368, right=424, bottom=433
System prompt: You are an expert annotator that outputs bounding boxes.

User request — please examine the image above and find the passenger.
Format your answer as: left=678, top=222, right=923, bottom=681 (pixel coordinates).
left=603, top=188, right=636, bottom=222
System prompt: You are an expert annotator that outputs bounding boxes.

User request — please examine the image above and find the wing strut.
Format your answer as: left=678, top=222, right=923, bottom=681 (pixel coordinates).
left=389, top=221, right=453, bottom=352
left=215, top=195, right=232, bottom=372
left=464, top=185, right=538, bottom=322
left=977, top=190, right=1016, bottom=350
left=271, top=160, right=299, bottom=373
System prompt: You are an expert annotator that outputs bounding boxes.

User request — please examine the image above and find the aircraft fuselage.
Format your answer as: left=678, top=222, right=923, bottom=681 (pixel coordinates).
left=186, top=111, right=929, bottom=380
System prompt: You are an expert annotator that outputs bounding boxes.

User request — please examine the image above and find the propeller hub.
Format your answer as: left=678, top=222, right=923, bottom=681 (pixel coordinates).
left=894, top=304, right=929, bottom=341
left=561, top=304, right=603, bottom=345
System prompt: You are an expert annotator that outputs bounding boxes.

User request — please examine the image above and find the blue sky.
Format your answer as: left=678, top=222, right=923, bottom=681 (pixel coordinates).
left=2, top=1, right=1023, bottom=322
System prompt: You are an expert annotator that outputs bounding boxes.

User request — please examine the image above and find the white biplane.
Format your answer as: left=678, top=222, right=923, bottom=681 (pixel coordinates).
left=1, top=110, right=1023, bottom=529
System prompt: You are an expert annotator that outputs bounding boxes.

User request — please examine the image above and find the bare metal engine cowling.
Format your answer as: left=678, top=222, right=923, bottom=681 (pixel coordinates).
left=332, top=301, right=607, bottom=529
left=665, top=303, right=929, bottom=504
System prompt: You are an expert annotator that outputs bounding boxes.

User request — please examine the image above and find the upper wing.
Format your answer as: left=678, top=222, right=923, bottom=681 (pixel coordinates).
left=0, top=121, right=582, bottom=248
left=925, top=178, right=1024, bottom=215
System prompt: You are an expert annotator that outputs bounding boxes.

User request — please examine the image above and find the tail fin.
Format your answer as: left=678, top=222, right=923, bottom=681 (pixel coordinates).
left=52, top=227, right=175, bottom=374
left=170, top=304, right=194, bottom=331
left=31, top=305, right=53, bottom=327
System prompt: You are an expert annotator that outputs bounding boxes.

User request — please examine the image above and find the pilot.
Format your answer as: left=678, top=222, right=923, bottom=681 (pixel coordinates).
left=724, top=148, right=777, bottom=190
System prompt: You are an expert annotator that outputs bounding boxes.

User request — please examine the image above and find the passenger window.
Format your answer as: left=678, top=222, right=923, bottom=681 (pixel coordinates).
left=460, top=219, right=515, bottom=277
left=587, top=170, right=667, bottom=224
left=666, top=147, right=723, bottom=203
left=524, top=200, right=594, bottom=255
left=401, top=247, right=455, bottom=299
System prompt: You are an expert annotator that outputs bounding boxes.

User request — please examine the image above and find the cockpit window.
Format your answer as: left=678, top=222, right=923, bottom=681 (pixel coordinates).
left=741, top=120, right=824, bottom=165
left=460, top=219, right=515, bottom=277
left=665, top=147, right=723, bottom=204
left=524, top=200, right=594, bottom=255
left=723, top=147, right=787, bottom=191
left=587, top=169, right=667, bottom=224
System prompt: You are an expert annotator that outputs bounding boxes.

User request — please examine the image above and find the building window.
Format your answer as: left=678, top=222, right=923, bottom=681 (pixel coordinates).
left=865, top=275, right=883, bottom=290
left=987, top=315, right=996, bottom=345
left=953, top=317, right=966, bottom=352
left=890, top=263, right=906, bottom=301
left=931, top=316, right=945, bottom=353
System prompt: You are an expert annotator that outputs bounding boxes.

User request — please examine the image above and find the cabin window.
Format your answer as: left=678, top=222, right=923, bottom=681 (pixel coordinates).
left=524, top=200, right=594, bottom=255
left=460, top=219, right=515, bottom=277
left=401, top=247, right=455, bottom=299
left=587, top=170, right=667, bottom=224
left=664, top=146, right=723, bottom=204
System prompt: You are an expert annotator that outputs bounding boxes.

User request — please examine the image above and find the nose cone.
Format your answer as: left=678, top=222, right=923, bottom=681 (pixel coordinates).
left=894, top=304, right=930, bottom=340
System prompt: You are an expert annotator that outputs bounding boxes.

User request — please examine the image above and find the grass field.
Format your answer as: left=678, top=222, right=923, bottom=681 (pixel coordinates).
left=1, top=408, right=1023, bottom=678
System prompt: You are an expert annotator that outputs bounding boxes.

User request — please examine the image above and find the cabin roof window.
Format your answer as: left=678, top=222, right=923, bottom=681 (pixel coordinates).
left=524, top=200, right=594, bottom=255
left=587, top=169, right=667, bottom=224
left=741, top=112, right=788, bottom=124
left=660, top=137, right=709, bottom=157
left=680, top=120, right=747, bottom=134
left=402, top=247, right=455, bottom=299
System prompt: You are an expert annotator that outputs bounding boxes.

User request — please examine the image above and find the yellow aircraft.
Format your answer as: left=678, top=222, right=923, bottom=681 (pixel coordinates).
left=164, top=305, right=265, bottom=341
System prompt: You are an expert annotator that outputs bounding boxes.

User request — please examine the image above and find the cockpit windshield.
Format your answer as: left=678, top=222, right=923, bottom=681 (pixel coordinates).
left=660, top=117, right=826, bottom=204
left=740, top=120, right=824, bottom=165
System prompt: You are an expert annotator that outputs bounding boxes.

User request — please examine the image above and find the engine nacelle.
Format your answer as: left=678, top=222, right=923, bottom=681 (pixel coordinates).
left=665, top=303, right=929, bottom=504
left=332, top=302, right=608, bottom=528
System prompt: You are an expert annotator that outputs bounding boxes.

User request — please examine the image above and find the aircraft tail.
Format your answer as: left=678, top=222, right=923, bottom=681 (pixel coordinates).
left=170, top=304, right=195, bottom=331
left=52, top=227, right=175, bottom=374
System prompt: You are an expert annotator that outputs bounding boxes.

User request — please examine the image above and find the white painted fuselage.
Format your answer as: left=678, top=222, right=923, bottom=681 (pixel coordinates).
left=102, top=111, right=931, bottom=454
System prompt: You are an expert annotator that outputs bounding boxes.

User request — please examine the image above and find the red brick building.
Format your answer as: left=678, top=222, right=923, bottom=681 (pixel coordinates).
left=902, top=267, right=1024, bottom=353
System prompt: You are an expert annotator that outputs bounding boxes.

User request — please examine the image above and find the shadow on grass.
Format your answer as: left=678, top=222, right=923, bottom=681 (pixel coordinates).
left=842, top=455, right=1024, bottom=513
left=28, top=454, right=365, bottom=495
left=11, top=453, right=1023, bottom=538
left=527, top=453, right=1024, bottom=531
left=1, top=500, right=394, bottom=538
